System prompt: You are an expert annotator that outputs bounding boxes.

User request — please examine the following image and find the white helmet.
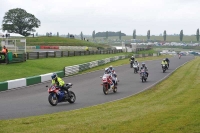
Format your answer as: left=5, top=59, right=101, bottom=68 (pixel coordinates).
left=105, top=68, right=110, bottom=74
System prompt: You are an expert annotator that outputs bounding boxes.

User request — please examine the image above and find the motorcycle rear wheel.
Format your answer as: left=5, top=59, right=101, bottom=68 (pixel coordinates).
left=68, top=91, right=76, bottom=103
left=48, top=93, right=58, bottom=106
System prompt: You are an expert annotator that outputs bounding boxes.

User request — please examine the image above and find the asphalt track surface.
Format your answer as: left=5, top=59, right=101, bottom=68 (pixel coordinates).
left=0, top=56, right=194, bottom=120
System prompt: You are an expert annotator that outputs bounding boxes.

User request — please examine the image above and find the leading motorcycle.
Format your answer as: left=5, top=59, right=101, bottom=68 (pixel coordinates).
left=100, top=74, right=117, bottom=95
left=47, top=83, right=76, bottom=106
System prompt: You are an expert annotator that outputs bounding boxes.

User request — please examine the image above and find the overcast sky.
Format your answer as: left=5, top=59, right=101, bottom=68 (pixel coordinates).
left=0, top=0, right=199, bottom=35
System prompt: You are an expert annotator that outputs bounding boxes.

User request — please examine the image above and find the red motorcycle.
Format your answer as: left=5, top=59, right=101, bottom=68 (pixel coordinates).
left=100, top=74, right=117, bottom=95
left=46, top=83, right=76, bottom=106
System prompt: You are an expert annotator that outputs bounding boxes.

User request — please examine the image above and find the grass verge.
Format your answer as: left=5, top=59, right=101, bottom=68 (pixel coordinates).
left=0, top=53, right=128, bottom=82
left=26, top=36, right=106, bottom=48
left=3, top=55, right=197, bottom=133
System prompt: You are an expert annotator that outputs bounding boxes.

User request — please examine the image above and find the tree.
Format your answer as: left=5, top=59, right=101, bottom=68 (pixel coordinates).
left=147, top=30, right=150, bottom=40
left=133, top=29, right=136, bottom=39
left=2, top=8, right=40, bottom=37
left=95, top=31, right=126, bottom=37
left=163, top=30, right=166, bottom=41
left=180, top=30, right=183, bottom=42
left=106, top=31, right=108, bottom=39
left=196, top=28, right=199, bottom=42
left=80, top=31, right=83, bottom=40
left=119, top=31, right=121, bottom=40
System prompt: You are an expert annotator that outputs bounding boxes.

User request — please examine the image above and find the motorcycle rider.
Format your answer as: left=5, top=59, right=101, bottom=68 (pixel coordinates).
left=133, top=60, right=140, bottom=71
left=140, top=62, right=148, bottom=77
left=161, top=59, right=168, bottom=69
left=165, top=58, right=170, bottom=67
left=109, top=65, right=118, bottom=84
left=109, top=65, right=116, bottom=76
left=51, top=73, right=71, bottom=97
left=130, top=56, right=135, bottom=61
left=129, top=56, right=135, bottom=67
left=104, top=68, right=115, bottom=89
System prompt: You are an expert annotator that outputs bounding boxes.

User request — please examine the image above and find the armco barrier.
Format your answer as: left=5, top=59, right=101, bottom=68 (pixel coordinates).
left=64, top=55, right=129, bottom=76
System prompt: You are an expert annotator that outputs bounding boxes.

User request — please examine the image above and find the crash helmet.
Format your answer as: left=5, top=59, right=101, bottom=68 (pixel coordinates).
left=105, top=68, right=110, bottom=74
left=109, top=65, right=113, bottom=70
left=51, top=73, right=57, bottom=80
left=142, top=62, right=145, bottom=67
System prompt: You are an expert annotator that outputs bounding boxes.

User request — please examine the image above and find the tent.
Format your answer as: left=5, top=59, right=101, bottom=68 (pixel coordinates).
left=0, top=30, right=25, bottom=38
left=8, top=33, right=25, bottom=38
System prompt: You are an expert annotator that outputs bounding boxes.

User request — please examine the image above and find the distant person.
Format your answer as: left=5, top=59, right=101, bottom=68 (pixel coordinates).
left=1, top=46, right=8, bottom=54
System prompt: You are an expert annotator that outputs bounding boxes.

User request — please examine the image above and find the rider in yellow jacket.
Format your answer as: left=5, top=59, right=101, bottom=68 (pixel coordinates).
left=161, top=59, right=168, bottom=65
left=51, top=73, right=71, bottom=97
left=161, top=59, right=168, bottom=69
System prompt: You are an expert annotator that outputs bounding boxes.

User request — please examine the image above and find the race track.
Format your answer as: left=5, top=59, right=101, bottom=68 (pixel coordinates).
left=0, top=56, right=194, bottom=120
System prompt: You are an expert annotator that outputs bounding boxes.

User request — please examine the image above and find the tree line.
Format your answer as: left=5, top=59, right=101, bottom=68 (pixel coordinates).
left=132, top=29, right=199, bottom=42
left=1, top=8, right=200, bottom=42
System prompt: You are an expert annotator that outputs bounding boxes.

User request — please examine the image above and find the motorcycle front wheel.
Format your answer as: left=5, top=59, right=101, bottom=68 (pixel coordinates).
left=103, top=83, right=109, bottom=95
left=48, top=93, right=58, bottom=106
left=68, top=91, right=76, bottom=103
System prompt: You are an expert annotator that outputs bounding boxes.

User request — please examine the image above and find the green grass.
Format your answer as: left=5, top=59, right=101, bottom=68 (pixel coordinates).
left=0, top=53, right=129, bottom=82
left=94, top=35, right=199, bottom=43
left=0, top=56, right=199, bottom=133
left=26, top=36, right=107, bottom=48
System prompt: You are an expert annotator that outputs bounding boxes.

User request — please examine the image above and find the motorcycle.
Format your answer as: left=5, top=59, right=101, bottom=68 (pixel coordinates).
left=133, top=64, right=139, bottom=73
left=47, top=83, right=76, bottom=106
left=130, top=60, right=134, bottom=68
left=140, top=69, right=147, bottom=82
left=162, top=64, right=167, bottom=73
left=100, top=74, right=117, bottom=95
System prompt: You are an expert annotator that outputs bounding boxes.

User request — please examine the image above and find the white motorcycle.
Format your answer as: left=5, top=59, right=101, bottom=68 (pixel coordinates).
left=133, top=64, right=139, bottom=73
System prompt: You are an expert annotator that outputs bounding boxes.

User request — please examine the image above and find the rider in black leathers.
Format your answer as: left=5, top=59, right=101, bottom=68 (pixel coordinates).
left=129, top=56, right=135, bottom=67
left=165, top=58, right=170, bottom=67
